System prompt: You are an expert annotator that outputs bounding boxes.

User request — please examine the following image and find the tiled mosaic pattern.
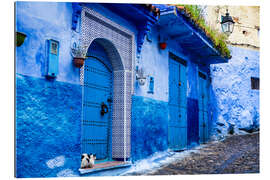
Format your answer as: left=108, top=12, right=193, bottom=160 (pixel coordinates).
left=80, top=66, right=84, bottom=86
left=80, top=6, right=134, bottom=159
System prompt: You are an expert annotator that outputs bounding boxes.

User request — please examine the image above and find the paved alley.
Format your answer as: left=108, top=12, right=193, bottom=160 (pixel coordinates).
left=128, top=132, right=259, bottom=175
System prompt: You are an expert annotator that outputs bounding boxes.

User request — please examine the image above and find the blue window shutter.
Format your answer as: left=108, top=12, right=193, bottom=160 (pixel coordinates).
left=47, top=39, right=59, bottom=78
left=148, top=76, right=154, bottom=94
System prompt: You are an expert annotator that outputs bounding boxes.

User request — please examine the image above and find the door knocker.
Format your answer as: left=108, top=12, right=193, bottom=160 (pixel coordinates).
left=100, top=102, right=109, bottom=116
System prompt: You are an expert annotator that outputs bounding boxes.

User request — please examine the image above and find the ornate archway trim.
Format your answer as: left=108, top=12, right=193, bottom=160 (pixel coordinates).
left=80, top=6, right=135, bottom=160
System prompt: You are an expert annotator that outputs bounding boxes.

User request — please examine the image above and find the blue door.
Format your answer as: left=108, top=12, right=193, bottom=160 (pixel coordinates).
left=198, top=72, right=209, bottom=143
left=168, top=53, right=187, bottom=150
left=82, top=56, right=112, bottom=160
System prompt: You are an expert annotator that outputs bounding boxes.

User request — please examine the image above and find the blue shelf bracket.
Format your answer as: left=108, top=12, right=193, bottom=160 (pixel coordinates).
left=72, top=3, right=82, bottom=31
left=137, top=17, right=158, bottom=55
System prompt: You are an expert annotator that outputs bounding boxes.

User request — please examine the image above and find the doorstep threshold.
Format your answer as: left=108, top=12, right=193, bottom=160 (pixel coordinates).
left=79, top=161, right=132, bottom=174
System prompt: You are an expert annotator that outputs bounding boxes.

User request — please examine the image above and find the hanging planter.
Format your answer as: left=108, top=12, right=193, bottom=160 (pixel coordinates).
left=73, top=57, right=85, bottom=68
left=176, top=5, right=185, bottom=10
left=16, top=32, right=27, bottom=47
left=71, top=44, right=88, bottom=68
left=159, top=42, right=167, bottom=50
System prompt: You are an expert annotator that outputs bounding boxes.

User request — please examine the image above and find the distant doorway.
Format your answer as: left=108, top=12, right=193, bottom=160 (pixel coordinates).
left=168, top=53, right=187, bottom=150
left=198, top=71, right=209, bottom=143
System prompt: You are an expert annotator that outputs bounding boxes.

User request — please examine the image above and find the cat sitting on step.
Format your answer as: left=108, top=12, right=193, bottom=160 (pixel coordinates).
left=81, top=153, right=96, bottom=168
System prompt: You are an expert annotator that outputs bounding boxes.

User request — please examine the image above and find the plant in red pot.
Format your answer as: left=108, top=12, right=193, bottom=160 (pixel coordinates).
left=71, top=44, right=88, bottom=68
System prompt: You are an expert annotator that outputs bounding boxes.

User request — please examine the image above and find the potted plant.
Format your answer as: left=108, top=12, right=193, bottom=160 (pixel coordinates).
left=159, top=42, right=167, bottom=50
left=71, top=44, right=88, bottom=68
left=16, top=32, right=27, bottom=47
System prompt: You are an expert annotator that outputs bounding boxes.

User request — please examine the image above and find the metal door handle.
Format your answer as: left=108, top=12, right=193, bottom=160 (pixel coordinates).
left=100, top=102, right=108, bottom=116
left=107, top=98, right=112, bottom=103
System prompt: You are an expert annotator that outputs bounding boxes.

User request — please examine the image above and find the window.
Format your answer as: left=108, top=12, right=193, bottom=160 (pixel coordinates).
left=50, top=40, right=58, bottom=55
left=251, top=77, right=259, bottom=90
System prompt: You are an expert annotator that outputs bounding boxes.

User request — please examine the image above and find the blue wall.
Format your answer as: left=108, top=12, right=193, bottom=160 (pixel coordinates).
left=187, top=98, right=199, bottom=145
left=131, top=96, right=169, bottom=161
left=135, top=27, right=169, bottom=102
left=16, top=74, right=82, bottom=177
left=16, top=2, right=80, bottom=84
left=136, top=25, right=197, bottom=102
left=210, top=46, right=259, bottom=137
left=16, top=3, right=84, bottom=177
left=15, top=1, right=218, bottom=176
left=135, top=24, right=209, bottom=157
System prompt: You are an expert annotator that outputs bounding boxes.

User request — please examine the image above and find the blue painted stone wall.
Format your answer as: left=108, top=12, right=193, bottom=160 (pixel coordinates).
left=16, top=74, right=82, bottom=177
left=187, top=98, right=199, bottom=145
left=187, top=60, right=200, bottom=100
left=16, top=2, right=84, bottom=177
left=15, top=1, right=216, bottom=173
left=210, top=46, right=259, bottom=138
left=136, top=25, right=194, bottom=102
left=131, top=96, right=169, bottom=162
left=16, top=2, right=80, bottom=84
left=135, top=27, right=169, bottom=102
left=135, top=24, right=208, bottom=158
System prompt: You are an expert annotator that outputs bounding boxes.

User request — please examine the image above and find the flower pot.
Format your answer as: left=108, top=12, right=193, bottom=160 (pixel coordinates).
left=159, top=42, right=167, bottom=50
left=73, top=57, right=85, bottom=68
left=176, top=5, right=185, bottom=10
left=16, top=32, right=27, bottom=47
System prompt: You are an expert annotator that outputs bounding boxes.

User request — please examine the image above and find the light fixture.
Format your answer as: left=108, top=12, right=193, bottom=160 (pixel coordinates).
left=221, top=9, right=235, bottom=36
left=136, top=66, right=146, bottom=86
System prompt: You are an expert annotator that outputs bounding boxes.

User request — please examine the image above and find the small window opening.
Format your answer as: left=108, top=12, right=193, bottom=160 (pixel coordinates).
left=242, top=30, right=249, bottom=36
left=251, top=77, right=259, bottom=90
left=51, top=41, right=58, bottom=55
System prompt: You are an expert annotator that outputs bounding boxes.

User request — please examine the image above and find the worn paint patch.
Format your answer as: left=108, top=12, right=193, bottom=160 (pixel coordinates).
left=46, top=156, right=65, bottom=169
left=131, top=96, right=169, bottom=162
left=57, top=169, right=78, bottom=177
left=16, top=74, right=82, bottom=177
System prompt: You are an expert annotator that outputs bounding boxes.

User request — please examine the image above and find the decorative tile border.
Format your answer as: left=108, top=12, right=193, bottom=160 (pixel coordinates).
left=80, top=6, right=134, bottom=159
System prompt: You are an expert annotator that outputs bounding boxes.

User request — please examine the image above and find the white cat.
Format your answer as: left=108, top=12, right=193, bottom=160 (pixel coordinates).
left=81, top=153, right=96, bottom=169
left=81, top=153, right=90, bottom=169
left=88, top=154, right=96, bottom=168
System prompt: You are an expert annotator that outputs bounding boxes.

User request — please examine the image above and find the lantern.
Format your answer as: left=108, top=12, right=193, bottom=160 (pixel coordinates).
left=221, top=9, right=235, bottom=36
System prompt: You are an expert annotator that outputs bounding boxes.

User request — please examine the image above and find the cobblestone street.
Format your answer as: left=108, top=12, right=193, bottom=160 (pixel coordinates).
left=129, top=132, right=259, bottom=175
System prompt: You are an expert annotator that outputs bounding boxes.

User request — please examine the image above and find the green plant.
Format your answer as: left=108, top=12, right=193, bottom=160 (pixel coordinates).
left=71, top=44, right=88, bottom=58
left=176, top=5, right=231, bottom=59
left=16, top=32, right=27, bottom=47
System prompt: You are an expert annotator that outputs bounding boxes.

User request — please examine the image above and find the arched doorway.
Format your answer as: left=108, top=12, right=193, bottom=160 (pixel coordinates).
left=82, top=41, right=113, bottom=160
left=80, top=7, right=135, bottom=161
